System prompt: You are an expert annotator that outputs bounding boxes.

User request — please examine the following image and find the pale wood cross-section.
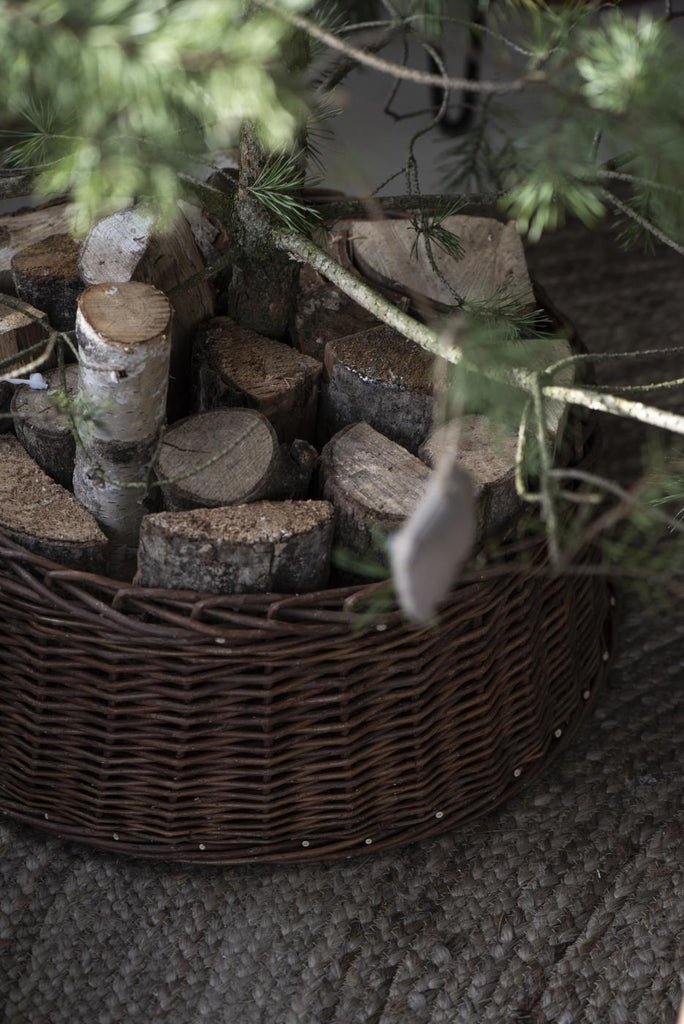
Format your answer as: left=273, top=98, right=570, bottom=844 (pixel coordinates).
left=0, top=434, right=108, bottom=570
left=136, top=500, right=335, bottom=594
left=342, top=215, right=535, bottom=311
left=193, top=317, right=322, bottom=444
left=156, top=408, right=317, bottom=513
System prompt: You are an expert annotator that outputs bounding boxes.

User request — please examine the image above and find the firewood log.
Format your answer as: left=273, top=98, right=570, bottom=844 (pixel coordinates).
left=0, top=200, right=75, bottom=294
left=136, top=500, right=335, bottom=594
left=11, top=364, right=79, bottom=488
left=193, top=317, right=322, bottom=444
left=418, top=417, right=521, bottom=536
left=346, top=215, right=535, bottom=311
left=319, top=324, right=434, bottom=452
left=11, top=233, right=83, bottom=331
left=155, top=408, right=316, bottom=512
left=79, top=207, right=215, bottom=420
left=72, top=282, right=172, bottom=558
left=0, top=294, right=51, bottom=371
left=0, top=434, right=108, bottom=570
left=290, top=263, right=378, bottom=361
left=319, top=421, right=430, bottom=564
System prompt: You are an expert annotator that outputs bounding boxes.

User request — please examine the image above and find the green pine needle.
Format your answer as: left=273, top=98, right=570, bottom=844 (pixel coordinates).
left=248, top=151, right=322, bottom=234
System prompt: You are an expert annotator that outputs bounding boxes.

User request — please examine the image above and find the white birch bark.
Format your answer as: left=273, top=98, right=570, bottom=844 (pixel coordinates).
left=72, top=282, right=172, bottom=555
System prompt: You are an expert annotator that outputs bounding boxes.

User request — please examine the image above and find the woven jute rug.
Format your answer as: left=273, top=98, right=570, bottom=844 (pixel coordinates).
left=1, top=220, right=683, bottom=1024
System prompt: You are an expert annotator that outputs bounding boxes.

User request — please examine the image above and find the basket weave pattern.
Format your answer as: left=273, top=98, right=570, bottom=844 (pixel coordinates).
left=0, top=528, right=614, bottom=864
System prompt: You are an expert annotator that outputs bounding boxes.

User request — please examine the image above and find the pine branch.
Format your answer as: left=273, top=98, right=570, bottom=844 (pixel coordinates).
left=255, top=0, right=541, bottom=95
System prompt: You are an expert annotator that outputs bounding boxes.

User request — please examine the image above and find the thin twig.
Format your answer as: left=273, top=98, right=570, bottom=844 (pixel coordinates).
left=544, top=384, right=684, bottom=436
left=255, top=0, right=538, bottom=95
left=602, top=188, right=684, bottom=257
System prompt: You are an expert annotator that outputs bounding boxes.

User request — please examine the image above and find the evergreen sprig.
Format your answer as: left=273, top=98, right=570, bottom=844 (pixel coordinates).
left=0, top=0, right=315, bottom=227
left=247, top=151, right=322, bottom=233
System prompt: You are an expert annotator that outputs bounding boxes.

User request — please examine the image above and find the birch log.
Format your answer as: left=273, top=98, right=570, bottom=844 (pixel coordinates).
left=11, top=233, right=83, bottom=331
left=319, top=324, right=434, bottom=451
left=0, top=435, right=108, bottom=570
left=136, top=500, right=335, bottom=594
left=72, top=282, right=172, bottom=560
left=79, top=207, right=215, bottom=420
left=155, top=408, right=317, bottom=511
left=11, top=364, right=79, bottom=488
left=193, top=317, right=322, bottom=444
left=319, top=422, right=430, bottom=564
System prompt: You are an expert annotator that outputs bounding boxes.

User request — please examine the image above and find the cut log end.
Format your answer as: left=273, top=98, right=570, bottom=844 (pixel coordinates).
left=136, top=499, right=335, bottom=594
left=78, top=282, right=172, bottom=347
left=0, top=434, right=108, bottom=569
left=156, top=408, right=281, bottom=511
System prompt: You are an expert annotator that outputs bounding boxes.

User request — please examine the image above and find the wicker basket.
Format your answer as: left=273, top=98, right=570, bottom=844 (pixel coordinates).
left=0, top=520, right=615, bottom=865
left=0, top=267, right=616, bottom=864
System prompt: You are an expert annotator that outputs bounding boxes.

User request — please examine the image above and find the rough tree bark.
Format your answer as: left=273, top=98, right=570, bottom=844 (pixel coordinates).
left=136, top=500, right=334, bottom=594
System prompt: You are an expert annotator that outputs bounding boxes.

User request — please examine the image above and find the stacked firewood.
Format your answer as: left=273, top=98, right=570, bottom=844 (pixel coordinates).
left=0, top=202, right=573, bottom=594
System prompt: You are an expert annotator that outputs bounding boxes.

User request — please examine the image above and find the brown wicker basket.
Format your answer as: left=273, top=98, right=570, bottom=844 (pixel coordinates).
left=0, top=264, right=615, bottom=864
left=0, top=521, right=615, bottom=865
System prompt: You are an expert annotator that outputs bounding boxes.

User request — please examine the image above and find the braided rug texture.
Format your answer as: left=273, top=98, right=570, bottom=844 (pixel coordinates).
left=1, top=221, right=683, bottom=1023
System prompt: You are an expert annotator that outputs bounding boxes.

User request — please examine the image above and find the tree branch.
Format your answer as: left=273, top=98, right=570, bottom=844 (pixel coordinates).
left=255, top=1, right=539, bottom=95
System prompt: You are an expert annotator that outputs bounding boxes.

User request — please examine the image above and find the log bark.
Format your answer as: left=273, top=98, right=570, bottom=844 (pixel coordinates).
left=418, top=416, right=521, bottom=536
left=319, top=421, right=430, bottom=564
left=79, top=207, right=215, bottom=420
left=0, top=200, right=75, bottom=294
left=319, top=324, right=434, bottom=452
left=11, top=233, right=83, bottom=331
left=155, top=408, right=316, bottom=512
left=72, top=282, right=172, bottom=559
left=0, top=434, right=108, bottom=570
left=11, top=363, right=79, bottom=488
left=193, top=317, right=322, bottom=444
left=135, top=500, right=334, bottom=594
left=0, top=294, right=52, bottom=371
left=290, top=263, right=378, bottom=361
